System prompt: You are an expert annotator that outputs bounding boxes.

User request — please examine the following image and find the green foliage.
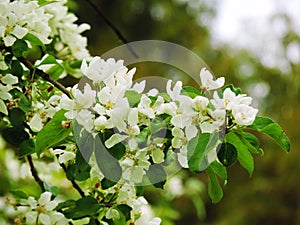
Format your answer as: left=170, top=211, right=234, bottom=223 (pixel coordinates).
left=146, top=164, right=166, bottom=189
left=248, top=116, right=290, bottom=152
left=35, top=109, right=72, bottom=155
left=59, top=196, right=101, bottom=220
left=66, top=150, right=91, bottom=181
left=217, top=142, right=238, bottom=167
left=187, top=132, right=219, bottom=172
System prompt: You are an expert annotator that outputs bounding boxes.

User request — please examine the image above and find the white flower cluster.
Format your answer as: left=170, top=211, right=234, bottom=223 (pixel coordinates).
left=60, top=57, right=258, bottom=171
left=0, top=0, right=90, bottom=59
left=15, top=192, right=68, bottom=225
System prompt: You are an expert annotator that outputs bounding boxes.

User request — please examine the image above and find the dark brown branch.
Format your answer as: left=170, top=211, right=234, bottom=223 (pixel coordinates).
left=85, top=0, right=138, bottom=58
left=27, top=155, right=46, bottom=192
left=59, top=162, right=85, bottom=198
left=17, top=57, right=71, bottom=98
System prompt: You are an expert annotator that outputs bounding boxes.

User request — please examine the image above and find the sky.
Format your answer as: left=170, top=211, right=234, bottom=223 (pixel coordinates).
left=212, top=0, right=300, bottom=71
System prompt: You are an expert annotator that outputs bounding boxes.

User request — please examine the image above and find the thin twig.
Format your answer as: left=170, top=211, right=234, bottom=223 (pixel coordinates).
left=85, top=0, right=139, bottom=58
left=59, top=163, right=85, bottom=197
left=27, top=155, right=46, bottom=192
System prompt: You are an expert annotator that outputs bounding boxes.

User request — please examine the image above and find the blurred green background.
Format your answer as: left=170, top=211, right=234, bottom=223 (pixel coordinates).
left=71, top=0, right=299, bottom=224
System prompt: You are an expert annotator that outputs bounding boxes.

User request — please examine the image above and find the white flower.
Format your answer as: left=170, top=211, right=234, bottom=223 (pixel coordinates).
left=23, top=192, right=68, bottom=225
left=53, top=148, right=75, bottom=164
left=192, top=95, right=209, bottom=111
left=232, top=104, right=258, bottom=126
left=200, top=68, right=225, bottom=90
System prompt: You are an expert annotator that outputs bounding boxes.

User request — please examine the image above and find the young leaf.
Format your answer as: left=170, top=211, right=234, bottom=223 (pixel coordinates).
left=187, top=132, right=219, bottom=172
left=23, top=33, right=45, bottom=50
left=206, top=167, right=223, bottom=203
left=35, top=109, right=72, bottom=155
left=226, top=132, right=254, bottom=176
left=46, top=64, right=64, bottom=80
left=248, top=116, right=290, bottom=153
left=217, top=142, right=238, bottom=167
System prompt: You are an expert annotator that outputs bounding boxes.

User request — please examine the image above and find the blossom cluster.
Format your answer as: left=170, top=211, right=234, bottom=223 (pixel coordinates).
left=60, top=56, right=258, bottom=170
left=0, top=0, right=90, bottom=59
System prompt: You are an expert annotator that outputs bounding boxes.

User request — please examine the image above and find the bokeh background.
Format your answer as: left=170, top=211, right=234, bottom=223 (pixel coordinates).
left=1, top=0, right=299, bottom=224
left=72, top=0, right=299, bottom=224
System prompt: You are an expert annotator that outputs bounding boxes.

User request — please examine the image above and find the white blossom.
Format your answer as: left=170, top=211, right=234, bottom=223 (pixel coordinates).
left=200, top=68, right=225, bottom=90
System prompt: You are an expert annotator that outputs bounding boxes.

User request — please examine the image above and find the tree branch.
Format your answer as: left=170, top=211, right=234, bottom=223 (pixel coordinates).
left=85, top=0, right=139, bottom=58
left=27, top=155, right=46, bottom=192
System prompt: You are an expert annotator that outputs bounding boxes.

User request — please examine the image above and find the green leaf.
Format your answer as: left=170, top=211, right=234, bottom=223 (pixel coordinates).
left=100, top=178, right=117, bottom=189
left=9, top=108, right=25, bottom=127
left=217, top=142, right=238, bottom=167
left=226, top=132, right=254, bottom=176
left=248, top=116, right=290, bottom=152
left=12, top=39, right=29, bottom=58
left=209, top=161, right=227, bottom=181
left=187, top=132, right=219, bottom=172
left=18, top=96, right=31, bottom=113
left=23, top=33, right=45, bottom=49
left=146, top=164, right=166, bottom=189
left=62, top=196, right=101, bottom=220
left=10, top=60, right=23, bottom=78
left=35, top=109, right=72, bottom=155
left=9, top=189, right=28, bottom=200
left=237, top=131, right=263, bottom=154
left=35, top=55, right=58, bottom=68
left=181, top=86, right=203, bottom=98
left=2, top=127, right=29, bottom=147
left=222, top=84, right=242, bottom=95
left=43, top=182, right=58, bottom=197
left=66, top=150, right=91, bottom=181
left=124, top=90, right=142, bottom=107
left=55, top=200, right=76, bottom=211
left=46, top=64, right=64, bottom=80
left=19, top=139, right=35, bottom=157
left=116, top=204, right=132, bottom=221
left=206, top=167, right=223, bottom=203
left=94, top=134, right=122, bottom=184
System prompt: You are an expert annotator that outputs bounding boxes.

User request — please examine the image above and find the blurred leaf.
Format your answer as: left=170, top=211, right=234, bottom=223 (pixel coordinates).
left=248, top=116, right=290, bottom=152
left=43, top=182, right=58, bottom=197
left=18, top=96, right=31, bottom=113
left=35, top=109, right=72, bottom=155
left=10, top=60, right=23, bottom=78
left=116, top=204, right=132, bottom=221
left=226, top=132, right=254, bottom=176
left=222, top=84, right=242, bottom=95
left=101, top=178, right=117, bottom=189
